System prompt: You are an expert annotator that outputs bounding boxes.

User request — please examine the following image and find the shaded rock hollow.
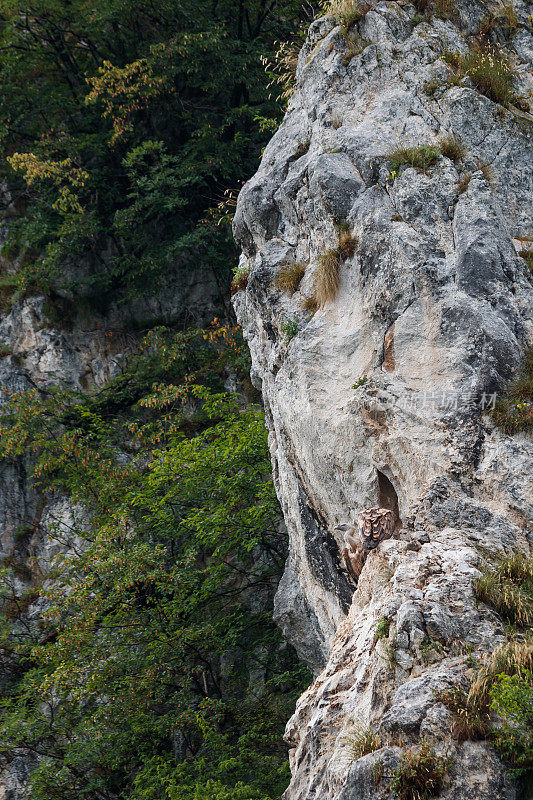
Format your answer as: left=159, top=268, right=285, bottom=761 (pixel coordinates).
left=233, top=1, right=533, bottom=797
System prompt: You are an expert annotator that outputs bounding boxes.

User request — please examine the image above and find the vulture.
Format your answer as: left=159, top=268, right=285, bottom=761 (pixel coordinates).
left=357, top=507, right=395, bottom=551
left=335, top=508, right=396, bottom=584
left=335, top=523, right=366, bottom=582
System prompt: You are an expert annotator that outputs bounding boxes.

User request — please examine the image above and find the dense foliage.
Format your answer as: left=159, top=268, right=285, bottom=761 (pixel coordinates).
left=0, top=325, right=309, bottom=799
left=0, top=0, right=313, bottom=303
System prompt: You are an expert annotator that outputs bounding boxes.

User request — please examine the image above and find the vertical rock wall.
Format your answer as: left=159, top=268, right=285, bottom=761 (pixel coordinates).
left=233, top=2, right=533, bottom=797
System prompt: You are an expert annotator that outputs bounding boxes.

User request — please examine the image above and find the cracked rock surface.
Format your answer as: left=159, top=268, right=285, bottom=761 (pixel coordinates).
left=233, top=2, right=533, bottom=797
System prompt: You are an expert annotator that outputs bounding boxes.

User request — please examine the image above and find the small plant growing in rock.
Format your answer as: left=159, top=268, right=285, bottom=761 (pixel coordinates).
left=434, top=685, right=491, bottom=741
left=421, top=635, right=444, bottom=663
left=325, top=0, right=372, bottom=34
left=353, top=375, right=368, bottom=389
left=274, top=262, right=306, bottom=295
left=281, top=319, right=299, bottom=340
left=423, top=77, right=440, bottom=96
left=388, top=144, right=441, bottom=174
left=341, top=723, right=382, bottom=760
left=374, top=616, right=390, bottom=640
left=475, top=550, right=533, bottom=627
left=391, top=741, right=451, bottom=800
left=489, top=349, right=533, bottom=435
left=231, top=261, right=250, bottom=294
left=439, top=133, right=466, bottom=162
left=343, top=32, right=370, bottom=63
left=490, top=668, right=533, bottom=780
left=295, top=137, right=310, bottom=158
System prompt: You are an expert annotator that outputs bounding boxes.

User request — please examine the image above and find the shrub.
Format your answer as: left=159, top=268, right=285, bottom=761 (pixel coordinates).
left=489, top=349, right=533, bottom=434
left=314, top=250, right=340, bottom=307
left=274, top=263, right=306, bottom=295
left=439, top=134, right=465, bottom=162
left=325, top=0, right=372, bottom=33
left=388, top=144, right=441, bottom=173
left=341, top=724, right=381, bottom=761
left=281, top=319, right=299, bottom=340
left=475, top=550, right=533, bottom=627
left=490, top=668, right=533, bottom=779
left=519, top=249, right=533, bottom=275
left=435, top=686, right=491, bottom=741
left=391, top=741, right=451, bottom=800
left=461, top=46, right=516, bottom=105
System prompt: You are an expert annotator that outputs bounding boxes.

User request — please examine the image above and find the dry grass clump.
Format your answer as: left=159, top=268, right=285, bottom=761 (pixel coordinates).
left=273, top=262, right=306, bottom=295
left=461, top=46, right=516, bottom=105
left=435, top=686, right=491, bottom=741
left=475, top=550, right=533, bottom=627
left=337, top=226, right=358, bottom=260
left=262, top=40, right=300, bottom=105
left=469, top=636, right=533, bottom=706
left=388, top=143, right=441, bottom=173
left=340, top=724, right=381, bottom=761
left=314, top=250, right=341, bottom=307
left=457, top=171, right=472, bottom=193
left=489, top=349, right=533, bottom=434
left=326, top=0, right=371, bottom=33
left=391, top=741, right=451, bottom=800
left=476, top=160, right=496, bottom=188
left=301, top=295, right=319, bottom=314
left=439, top=133, right=466, bottom=162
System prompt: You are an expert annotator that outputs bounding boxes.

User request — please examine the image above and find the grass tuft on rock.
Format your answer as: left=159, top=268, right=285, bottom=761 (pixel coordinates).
left=391, top=741, right=451, bottom=800
left=314, top=250, right=340, bottom=307
left=388, top=144, right=441, bottom=173
left=490, top=349, right=533, bottom=434
left=461, top=46, right=516, bottom=105
left=434, top=686, right=491, bottom=741
left=274, top=263, right=306, bottom=295
left=475, top=550, right=533, bottom=628
left=439, top=133, right=466, bottom=162
left=326, top=0, right=371, bottom=33
left=341, top=724, right=381, bottom=761
left=519, top=248, right=533, bottom=275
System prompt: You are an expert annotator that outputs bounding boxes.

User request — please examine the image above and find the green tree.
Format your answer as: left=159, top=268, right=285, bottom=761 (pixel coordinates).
left=0, top=0, right=311, bottom=301
left=0, top=326, right=309, bottom=800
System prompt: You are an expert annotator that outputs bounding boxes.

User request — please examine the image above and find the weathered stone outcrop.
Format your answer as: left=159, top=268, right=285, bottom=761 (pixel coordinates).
left=233, top=2, right=533, bottom=797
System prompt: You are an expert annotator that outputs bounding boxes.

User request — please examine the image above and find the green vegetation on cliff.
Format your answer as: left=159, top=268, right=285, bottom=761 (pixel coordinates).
left=0, top=325, right=310, bottom=799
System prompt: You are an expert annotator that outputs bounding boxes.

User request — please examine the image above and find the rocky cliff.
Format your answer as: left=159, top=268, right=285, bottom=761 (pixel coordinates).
left=233, top=1, right=533, bottom=797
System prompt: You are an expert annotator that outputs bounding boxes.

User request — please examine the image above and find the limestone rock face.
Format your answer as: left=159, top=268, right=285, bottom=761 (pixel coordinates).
left=233, top=2, right=533, bottom=797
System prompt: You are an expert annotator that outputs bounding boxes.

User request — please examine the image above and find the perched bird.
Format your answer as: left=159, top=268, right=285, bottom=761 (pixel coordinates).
left=357, top=507, right=395, bottom=552
left=334, top=523, right=366, bottom=583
